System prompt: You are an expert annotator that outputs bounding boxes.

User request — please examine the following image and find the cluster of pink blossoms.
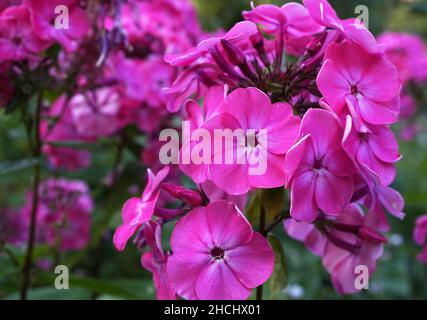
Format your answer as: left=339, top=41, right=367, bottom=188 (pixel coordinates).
left=113, top=0, right=409, bottom=299
left=0, top=1, right=204, bottom=257
left=378, top=32, right=427, bottom=140
left=1, top=178, right=93, bottom=253
left=0, top=0, right=205, bottom=170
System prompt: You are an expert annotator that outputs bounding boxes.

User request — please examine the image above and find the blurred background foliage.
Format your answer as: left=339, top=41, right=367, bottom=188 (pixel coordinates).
left=1, top=0, right=427, bottom=300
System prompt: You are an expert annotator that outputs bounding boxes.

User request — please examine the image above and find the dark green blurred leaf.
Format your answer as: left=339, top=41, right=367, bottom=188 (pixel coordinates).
left=260, top=188, right=286, bottom=224
left=268, top=233, right=288, bottom=299
left=0, top=158, right=39, bottom=176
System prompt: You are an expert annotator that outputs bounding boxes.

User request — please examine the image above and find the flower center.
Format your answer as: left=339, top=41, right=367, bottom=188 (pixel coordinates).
left=246, top=130, right=259, bottom=148
left=313, top=158, right=323, bottom=170
left=351, top=85, right=359, bottom=96
left=210, top=247, right=225, bottom=260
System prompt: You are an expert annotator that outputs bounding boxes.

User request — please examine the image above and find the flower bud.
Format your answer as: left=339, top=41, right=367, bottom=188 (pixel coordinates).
left=162, top=183, right=203, bottom=207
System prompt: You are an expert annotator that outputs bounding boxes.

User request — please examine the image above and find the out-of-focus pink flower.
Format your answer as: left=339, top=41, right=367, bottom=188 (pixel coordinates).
left=22, top=178, right=94, bottom=251
left=41, top=95, right=93, bottom=171
left=400, top=124, right=419, bottom=142
left=70, top=88, right=124, bottom=139
left=0, top=4, right=49, bottom=61
left=140, top=221, right=176, bottom=300
left=317, top=41, right=401, bottom=131
left=378, top=32, right=427, bottom=82
left=114, top=54, right=175, bottom=107
left=201, top=87, right=300, bottom=195
left=399, top=93, right=416, bottom=120
left=113, top=166, right=169, bottom=251
left=303, top=0, right=378, bottom=53
left=285, top=109, right=356, bottom=222
left=167, top=200, right=274, bottom=300
left=414, top=214, right=427, bottom=264
left=25, top=0, right=90, bottom=52
left=0, top=208, right=26, bottom=246
left=343, top=116, right=401, bottom=187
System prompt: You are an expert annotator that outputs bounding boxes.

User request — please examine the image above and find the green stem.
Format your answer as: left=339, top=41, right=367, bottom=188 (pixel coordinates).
left=20, top=91, right=43, bottom=300
left=256, top=207, right=266, bottom=301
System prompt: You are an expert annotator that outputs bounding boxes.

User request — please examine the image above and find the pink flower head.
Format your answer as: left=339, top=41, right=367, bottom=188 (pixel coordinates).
left=243, top=2, right=323, bottom=54
left=70, top=88, right=123, bottom=139
left=303, top=0, right=379, bottom=53
left=317, top=41, right=401, bottom=131
left=167, top=200, right=274, bottom=300
left=414, top=214, right=427, bottom=264
left=114, top=54, right=175, bottom=107
left=322, top=207, right=386, bottom=294
left=25, top=0, right=90, bottom=52
left=140, top=221, right=176, bottom=300
left=343, top=116, right=401, bottom=187
left=0, top=4, right=49, bottom=61
left=285, top=109, right=356, bottom=222
left=113, top=166, right=169, bottom=251
left=378, top=32, right=427, bottom=82
left=201, top=87, right=300, bottom=195
left=22, top=178, right=94, bottom=251
left=165, top=21, right=258, bottom=67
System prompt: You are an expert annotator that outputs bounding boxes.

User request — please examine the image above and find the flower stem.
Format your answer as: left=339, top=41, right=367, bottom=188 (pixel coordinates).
left=20, top=92, right=43, bottom=300
left=256, top=206, right=266, bottom=301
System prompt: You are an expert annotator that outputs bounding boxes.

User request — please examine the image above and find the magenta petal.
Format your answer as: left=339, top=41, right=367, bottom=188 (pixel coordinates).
left=290, top=170, right=318, bottom=222
left=248, top=150, right=286, bottom=189
left=195, top=260, right=251, bottom=300
left=113, top=197, right=143, bottom=251
left=170, top=206, right=214, bottom=253
left=376, top=186, right=405, bottom=220
left=226, top=232, right=274, bottom=289
left=167, top=252, right=210, bottom=300
left=219, top=87, right=271, bottom=129
left=317, top=59, right=349, bottom=111
left=357, top=96, right=400, bottom=126
left=303, top=0, right=342, bottom=29
left=300, top=109, right=342, bottom=157
left=315, top=170, right=353, bottom=215
left=205, top=200, right=253, bottom=250
left=324, top=147, right=356, bottom=177
left=368, top=126, right=400, bottom=163
left=284, top=134, right=312, bottom=187
left=264, top=102, right=300, bottom=154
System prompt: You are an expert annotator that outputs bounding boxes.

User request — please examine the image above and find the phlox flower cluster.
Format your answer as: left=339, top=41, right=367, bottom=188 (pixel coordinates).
left=113, top=0, right=409, bottom=299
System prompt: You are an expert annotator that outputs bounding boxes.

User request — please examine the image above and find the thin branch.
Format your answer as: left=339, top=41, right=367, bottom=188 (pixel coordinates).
left=20, top=91, right=43, bottom=300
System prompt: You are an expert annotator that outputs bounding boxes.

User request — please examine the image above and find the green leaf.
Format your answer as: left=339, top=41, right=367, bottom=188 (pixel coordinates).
left=268, top=234, right=288, bottom=299
left=0, top=158, right=39, bottom=176
left=246, top=191, right=261, bottom=225
left=34, top=272, right=144, bottom=300
left=260, top=188, right=286, bottom=224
